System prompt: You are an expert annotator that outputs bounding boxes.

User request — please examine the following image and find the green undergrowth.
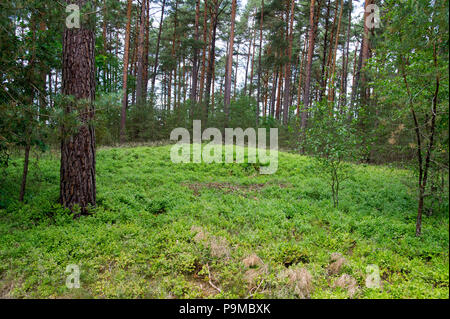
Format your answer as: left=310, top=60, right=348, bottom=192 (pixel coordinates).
left=0, top=145, right=448, bottom=299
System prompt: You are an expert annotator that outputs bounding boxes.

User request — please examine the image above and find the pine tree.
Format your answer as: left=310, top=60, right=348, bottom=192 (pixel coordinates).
left=60, top=0, right=97, bottom=214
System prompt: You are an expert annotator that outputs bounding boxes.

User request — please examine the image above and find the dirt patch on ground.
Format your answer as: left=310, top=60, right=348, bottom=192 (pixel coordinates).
left=279, top=267, right=314, bottom=299
left=347, top=241, right=357, bottom=256
left=0, top=280, right=14, bottom=299
left=191, top=226, right=208, bottom=243
left=184, top=182, right=291, bottom=197
left=242, top=254, right=268, bottom=294
left=191, top=226, right=231, bottom=258
left=327, top=253, right=347, bottom=276
left=187, top=276, right=220, bottom=297
left=332, top=274, right=359, bottom=297
left=243, top=254, right=264, bottom=268
left=210, top=236, right=231, bottom=258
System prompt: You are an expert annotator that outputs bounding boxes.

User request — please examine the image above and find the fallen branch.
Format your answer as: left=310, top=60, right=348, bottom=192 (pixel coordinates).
left=206, top=263, right=221, bottom=293
left=245, top=278, right=265, bottom=299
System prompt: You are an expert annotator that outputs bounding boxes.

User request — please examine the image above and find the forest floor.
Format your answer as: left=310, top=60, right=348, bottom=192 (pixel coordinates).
left=0, top=145, right=448, bottom=298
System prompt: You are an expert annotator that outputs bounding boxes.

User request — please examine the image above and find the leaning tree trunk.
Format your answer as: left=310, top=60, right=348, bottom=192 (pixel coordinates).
left=19, top=140, right=31, bottom=202
left=60, top=0, right=96, bottom=215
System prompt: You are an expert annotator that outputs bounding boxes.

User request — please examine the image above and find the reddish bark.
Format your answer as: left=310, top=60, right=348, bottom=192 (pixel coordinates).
left=60, top=0, right=96, bottom=214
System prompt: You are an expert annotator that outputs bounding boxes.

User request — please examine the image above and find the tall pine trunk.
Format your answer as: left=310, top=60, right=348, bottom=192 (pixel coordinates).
left=319, top=0, right=331, bottom=102
left=60, top=0, right=96, bottom=215
left=297, top=32, right=308, bottom=117
left=301, top=0, right=319, bottom=130
left=244, top=19, right=255, bottom=96
left=168, top=0, right=179, bottom=111
left=199, top=0, right=209, bottom=104
left=135, top=0, right=147, bottom=105
left=322, top=0, right=337, bottom=101
left=340, top=0, right=352, bottom=110
left=120, top=0, right=133, bottom=143
left=204, top=1, right=219, bottom=123
left=150, top=0, right=166, bottom=98
left=249, top=26, right=257, bottom=97
left=190, top=0, right=201, bottom=107
left=327, top=0, right=344, bottom=105
left=224, top=0, right=237, bottom=125
left=256, top=0, right=264, bottom=126
left=270, top=67, right=278, bottom=118
left=233, top=42, right=239, bottom=98
left=143, top=0, right=150, bottom=97
left=352, top=0, right=372, bottom=107
left=282, top=0, right=295, bottom=125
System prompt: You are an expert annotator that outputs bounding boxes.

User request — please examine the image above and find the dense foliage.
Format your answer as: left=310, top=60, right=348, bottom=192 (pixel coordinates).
left=0, top=0, right=448, bottom=299
left=0, top=146, right=448, bottom=298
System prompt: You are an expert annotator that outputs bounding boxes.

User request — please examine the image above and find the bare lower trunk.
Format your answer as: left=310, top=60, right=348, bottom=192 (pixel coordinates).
left=190, top=0, right=201, bottom=107
left=327, top=0, right=344, bottom=105
left=270, top=69, right=279, bottom=117
left=319, top=0, right=331, bottom=102
left=340, top=0, right=352, bottom=109
left=283, top=0, right=295, bottom=125
left=198, top=0, right=208, bottom=104
left=297, top=32, right=308, bottom=117
left=256, top=0, right=264, bottom=126
left=224, top=0, right=237, bottom=125
left=19, top=144, right=30, bottom=202
left=352, top=0, right=372, bottom=107
left=301, top=0, right=318, bottom=130
left=244, top=21, right=255, bottom=96
left=416, top=188, right=424, bottom=236
left=150, top=0, right=166, bottom=97
left=135, top=0, right=147, bottom=105
left=60, top=0, right=96, bottom=215
left=204, top=6, right=218, bottom=123
left=120, top=0, right=133, bottom=144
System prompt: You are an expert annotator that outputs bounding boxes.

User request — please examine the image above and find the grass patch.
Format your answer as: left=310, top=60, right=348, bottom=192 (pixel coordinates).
left=0, top=145, right=448, bottom=298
